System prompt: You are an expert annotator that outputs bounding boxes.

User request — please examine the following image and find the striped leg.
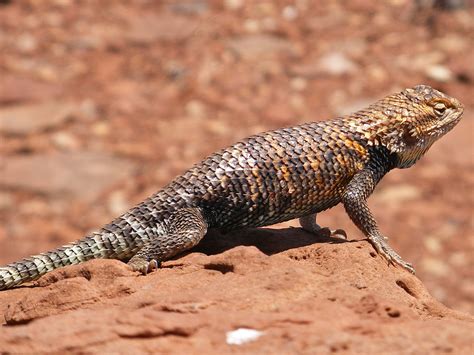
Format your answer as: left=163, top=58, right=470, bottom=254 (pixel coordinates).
left=128, top=208, right=208, bottom=274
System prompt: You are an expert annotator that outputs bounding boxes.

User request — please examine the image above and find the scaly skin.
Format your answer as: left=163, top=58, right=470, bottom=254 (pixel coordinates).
left=0, top=85, right=464, bottom=290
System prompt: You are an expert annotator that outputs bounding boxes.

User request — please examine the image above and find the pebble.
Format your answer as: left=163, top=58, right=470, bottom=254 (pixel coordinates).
left=425, top=65, right=453, bottom=83
left=317, top=52, right=357, bottom=76
left=226, top=328, right=264, bottom=345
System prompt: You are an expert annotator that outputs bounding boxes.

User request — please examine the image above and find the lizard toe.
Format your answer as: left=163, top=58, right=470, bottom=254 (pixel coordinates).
left=331, top=229, right=348, bottom=240
left=128, top=258, right=160, bottom=275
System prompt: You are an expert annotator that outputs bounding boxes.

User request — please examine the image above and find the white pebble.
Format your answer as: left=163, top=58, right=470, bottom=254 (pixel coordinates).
left=226, top=328, right=264, bottom=345
left=425, top=65, right=453, bottom=83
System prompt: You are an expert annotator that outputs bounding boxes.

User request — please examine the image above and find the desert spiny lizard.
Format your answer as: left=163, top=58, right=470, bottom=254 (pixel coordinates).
left=0, top=85, right=464, bottom=290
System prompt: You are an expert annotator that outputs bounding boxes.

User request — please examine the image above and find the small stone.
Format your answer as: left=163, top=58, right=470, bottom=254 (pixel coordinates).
left=282, top=5, right=298, bottom=20
left=317, top=52, right=357, bottom=76
left=425, top=65, right=453, bottom=83
left=226, top=328, right=264, bottom=345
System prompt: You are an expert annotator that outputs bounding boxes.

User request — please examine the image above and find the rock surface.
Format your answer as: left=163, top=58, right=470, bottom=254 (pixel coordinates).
left=0, top=229, right=472, bottom=354
left=0, top=153, right=135, bottom=202
left=0, top=101, right=77, bottom=135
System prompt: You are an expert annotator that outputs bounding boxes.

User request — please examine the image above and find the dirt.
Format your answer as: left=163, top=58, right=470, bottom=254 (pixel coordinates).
left=0, top=0, right=473, bottom=353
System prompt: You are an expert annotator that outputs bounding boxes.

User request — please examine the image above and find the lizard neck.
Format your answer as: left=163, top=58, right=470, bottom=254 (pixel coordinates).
left=365, top=145, right=398, bottom=179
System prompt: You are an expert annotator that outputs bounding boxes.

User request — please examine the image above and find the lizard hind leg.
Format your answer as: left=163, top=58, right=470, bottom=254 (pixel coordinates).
left=128, top=207, right=208, bottom=275
left=298, top=213, right=347, bottom=240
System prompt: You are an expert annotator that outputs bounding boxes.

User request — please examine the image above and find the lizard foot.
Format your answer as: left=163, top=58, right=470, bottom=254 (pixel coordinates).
left=128, top=258, right=160, bottom=275
left=298, top=215, right=347, bottom=240
left=368, top=235, right=415, bottom=274
left=303, top=226, right=347, bottom=240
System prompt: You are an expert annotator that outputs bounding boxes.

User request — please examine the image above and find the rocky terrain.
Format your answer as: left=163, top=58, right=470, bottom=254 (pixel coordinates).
left=0, top=0, right=472, bottom=353
left=0, top=229, right=473, bottom=353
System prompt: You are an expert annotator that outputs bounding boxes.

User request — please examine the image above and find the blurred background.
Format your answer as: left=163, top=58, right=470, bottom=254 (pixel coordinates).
left=0, top=0, right=472, bottom=313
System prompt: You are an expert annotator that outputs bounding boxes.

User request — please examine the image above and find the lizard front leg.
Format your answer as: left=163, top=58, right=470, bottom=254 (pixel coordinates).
left=128, top=207, right=208, bottom=274
left=342, top=168, right=415, bottom=274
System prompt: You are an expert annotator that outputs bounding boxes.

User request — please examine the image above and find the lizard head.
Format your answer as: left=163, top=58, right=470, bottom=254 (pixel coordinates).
left=401, top=85, right=464, bottom=140
left=358, top=85, right=464, bottom=168
left=394, top=85, right=464, bottom=168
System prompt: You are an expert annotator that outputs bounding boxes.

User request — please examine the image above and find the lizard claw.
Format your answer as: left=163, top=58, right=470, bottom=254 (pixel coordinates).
left=331, top=228, right=348, bottom=240
left=128, top=258, right=160, bottom=275
left=316, top=227, right=348, bottom=240
left=300, top=224, right=348, bottom=240
left=368, top=235, right=415, bottom=274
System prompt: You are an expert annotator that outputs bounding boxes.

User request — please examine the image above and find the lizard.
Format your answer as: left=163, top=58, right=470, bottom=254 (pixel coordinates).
left=0, top=85, right=464, bottom=290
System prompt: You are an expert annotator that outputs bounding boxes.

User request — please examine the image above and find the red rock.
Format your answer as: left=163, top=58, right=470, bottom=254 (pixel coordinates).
left=0, top=229, right=471, bottom=354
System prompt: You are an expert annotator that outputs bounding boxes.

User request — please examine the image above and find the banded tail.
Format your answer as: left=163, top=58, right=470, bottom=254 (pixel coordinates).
left=0, top=231, right=144, bottom=290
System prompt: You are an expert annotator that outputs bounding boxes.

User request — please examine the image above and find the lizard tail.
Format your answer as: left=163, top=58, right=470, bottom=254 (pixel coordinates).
left=0, top=231, right=142, bottom=291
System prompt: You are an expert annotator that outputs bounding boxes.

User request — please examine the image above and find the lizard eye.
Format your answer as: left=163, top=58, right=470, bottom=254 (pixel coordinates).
left=433, top=102, right=447, bottom=116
